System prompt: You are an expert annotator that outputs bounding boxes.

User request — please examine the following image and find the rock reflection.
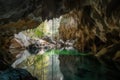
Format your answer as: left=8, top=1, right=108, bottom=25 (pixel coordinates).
left=9, top=47, right=120, bottom=80
left=14, top=51, right=63, bottom=80
left=59, top=55, right=120, bottom=80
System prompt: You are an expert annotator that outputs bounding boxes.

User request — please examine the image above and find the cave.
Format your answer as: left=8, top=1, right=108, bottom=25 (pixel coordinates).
left=0, top=0, right=120, bottom=80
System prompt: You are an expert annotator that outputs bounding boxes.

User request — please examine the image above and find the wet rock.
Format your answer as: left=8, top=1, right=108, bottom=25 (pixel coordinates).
left=0, top=67, right=37, bottom=80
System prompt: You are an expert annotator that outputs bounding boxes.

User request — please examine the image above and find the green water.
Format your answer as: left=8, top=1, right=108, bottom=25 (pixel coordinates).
left=45, top=49, right=90, bottom=55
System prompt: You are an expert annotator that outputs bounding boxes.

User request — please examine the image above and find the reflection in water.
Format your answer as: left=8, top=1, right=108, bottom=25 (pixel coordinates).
left=12, top=50, right=31, bottom=68
left=59, top=55, right=120, bottom=80
left=13, top=50, right=63, bottom=80
left=10, top=49, right=120, bottom=80
left=59, top=55, right=105, bottom=80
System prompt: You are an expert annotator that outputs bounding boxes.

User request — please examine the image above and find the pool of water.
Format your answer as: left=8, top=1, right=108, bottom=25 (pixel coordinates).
left=10, top=49, right=120, bottom=80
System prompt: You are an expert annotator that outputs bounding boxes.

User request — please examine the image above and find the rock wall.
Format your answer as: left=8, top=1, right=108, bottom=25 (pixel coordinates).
left=59, top=0, right=120, bottom=55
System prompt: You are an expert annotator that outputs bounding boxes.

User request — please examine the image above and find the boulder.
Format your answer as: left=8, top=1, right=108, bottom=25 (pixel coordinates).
left=0, top=67, right=37, bottom=80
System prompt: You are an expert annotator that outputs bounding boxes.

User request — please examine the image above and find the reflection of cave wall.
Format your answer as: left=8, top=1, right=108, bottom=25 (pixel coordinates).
left=59, top=55, right=120, bottom=80
left=59, top=55, right=103, bottom=80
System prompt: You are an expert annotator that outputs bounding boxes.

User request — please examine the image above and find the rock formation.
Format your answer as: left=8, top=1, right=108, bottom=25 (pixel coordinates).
left=0, top=0, right=120, bottom=79
left=0, top=67, right=37, bottom=80
left=59, top=0, right=120, bottom=56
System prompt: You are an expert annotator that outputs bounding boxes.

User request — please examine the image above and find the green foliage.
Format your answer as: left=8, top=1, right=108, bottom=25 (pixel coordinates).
left=23, top=22, right=45, bottom=38
left=34, top=28, right=44, bottom=38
